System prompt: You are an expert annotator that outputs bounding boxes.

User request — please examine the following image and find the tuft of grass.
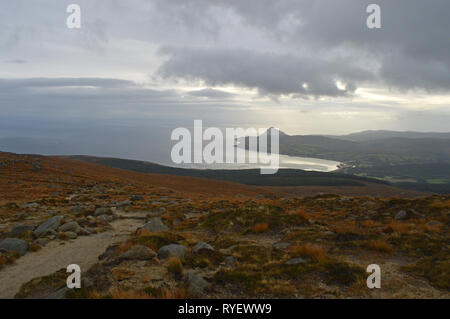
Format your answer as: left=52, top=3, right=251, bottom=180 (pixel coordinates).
left=366, top=240, right=393, bottom=253
left=321, top=261, right=366, bottom=287
left=252, top=223, right=269, bottom=233
left=289, top=244, right=327, bottom=262
left=167, top=257, right=184, bottom=276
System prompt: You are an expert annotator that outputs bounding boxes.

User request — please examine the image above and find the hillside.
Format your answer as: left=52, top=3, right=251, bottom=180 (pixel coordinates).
left=0, top=150, right=448, bottom=299
left=240, top=129, right=450, bottom=193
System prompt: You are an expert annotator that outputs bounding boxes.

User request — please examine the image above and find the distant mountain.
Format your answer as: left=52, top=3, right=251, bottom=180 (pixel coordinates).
left=329, top=130, right=450, bottom=142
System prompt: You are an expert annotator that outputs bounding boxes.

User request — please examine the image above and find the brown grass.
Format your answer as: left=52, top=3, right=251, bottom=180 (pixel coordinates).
left=366, top=240, right=393, bottom=252
left=252, top=223, right=269, bottom=233
left=289, top=244, right=327, bottom=262
left=167, top=257, right=183, bottom=275
left=385, top=221, right=410, bottom=234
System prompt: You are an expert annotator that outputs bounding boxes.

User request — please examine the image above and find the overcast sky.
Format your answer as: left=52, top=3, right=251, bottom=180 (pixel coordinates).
left=1, top=0, right=449, bottom=160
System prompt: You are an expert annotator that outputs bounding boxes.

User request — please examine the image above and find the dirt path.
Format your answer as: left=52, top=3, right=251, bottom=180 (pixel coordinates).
left=0, top=218, right=143, bottom=299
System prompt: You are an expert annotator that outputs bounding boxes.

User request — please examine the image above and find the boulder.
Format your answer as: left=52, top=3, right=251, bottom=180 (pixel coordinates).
left=64, top=231, right=78, bottom=239
left=8, top=225, right=34, bottom=238
left=120, top=245, right=156, bottom=260
left=158, top=244, right=188, bottom=259
left=0, top=238, right=29, bottom=256
left=186, top=270, right=208, bottom=297
left=139, top=218, right=169, bottom=233
left=34, top=216, right=63, bottom=237
left=58, top=221, right=80, bottom=232
left=193, top=241, right=215, bottom=253
left=395, top=210, right=407, bottom=220
left=285, top=257, right=308, bottom=265
left=94, top=207, right=110, bottom=217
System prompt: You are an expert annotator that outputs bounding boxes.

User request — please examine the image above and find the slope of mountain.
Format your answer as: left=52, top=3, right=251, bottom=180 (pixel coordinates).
left=331, top=130, right=450, bottom=142
left=0, top=150, right=448, bottom=299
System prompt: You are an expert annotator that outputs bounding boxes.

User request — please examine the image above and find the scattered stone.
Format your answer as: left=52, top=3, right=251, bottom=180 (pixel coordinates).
left=8, top=225, right=34, bottom=238
left=58, top=221, right=80, bottom=233
left=23, top=202, right=39, bottom=209
left=138, top=217, right=169, bottom=233
left=285, top=257, right=308, bottom=265
left=0, top=238, right=29, bottom=256
left=77, top=227, right=91, bottom=236
left=34, top=216, right=64, bottom=237
left=34, top=238, right=50, bottom=246
left=94, top=207, right=110, bottom=217
left=71, top=205, right=83, bottom=213
left=120, top=245, right=157, bottom=260
left=117, top=200, right=131, bottom=207
left=395, top=210, right=407, bottom=220
left=64, top=231, right=78, bottom=239
left=427, top=220, right=442, bottom=226
left=130, top=195, right=144, bottom=201
left=158, top=244, right=188, bottom=259
left=186, top=270, right=208, bottom=297
left=193, top=241, right=215, bottom=253
left=224, top=256, right=236, bottom=267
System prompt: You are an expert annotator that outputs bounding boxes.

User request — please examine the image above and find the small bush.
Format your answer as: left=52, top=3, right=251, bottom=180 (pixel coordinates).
left=289, top=244, right=327, bottom=262
left=252, top=223, right=269, bottom=233
left=366, top=240, right=393, bottom=253
left=167, top=257, right=183, bottom=275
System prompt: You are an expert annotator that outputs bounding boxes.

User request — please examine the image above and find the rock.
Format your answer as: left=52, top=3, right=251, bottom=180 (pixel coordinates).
left=324, top=231, right=335, bottom=236
left=117, top=200, right=131, bottom=207
left=273, top=242, right=290, bottom=250
left=130, top=195, right=144, bottom=201
left=193, top=241, right=215, bottom=253
left=120, top=245, right=157, bottom=260
left=34, top=238, right=50, bottom=246
left=139, top=218, right=169, bottom=233
left=96, top=215, right=110, bottom=223
left=186, top=270, right=208, bottom=297
left=8, top=225, right=34, bottom=238
left=77, top=227, right=91, bottom=236
left=224, top=256, right=236, bottom=267
left=158, top=244, right=188, bottom=259
left=94, top=207, right=110, bottom=217
left=112, top=267, right=135, bottom=281
left=58, top=221, right=80, bottom=232
left=34, top=216, right=63, bottom=237
left=395, top=210, right=407, bottom=220
left=285, top=257, right=308, bottom=265
left=23, top=202, right=39, bottom=209
left=0, top=238, right=29, bottom=256
left=71, top=205, right=83, bottom=213
left=64, top=231, right=78, bottom=239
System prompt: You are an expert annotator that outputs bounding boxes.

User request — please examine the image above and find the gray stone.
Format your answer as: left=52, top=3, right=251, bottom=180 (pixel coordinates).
left=34, top=216, right=63, bottom=237
left=8, top=225, right=34, bottom=238
left=64, top=231, right=78, bottom=239
left=94, top=207, right=110, bottom=217
left=186, top=270, right=208, bottom=297
left=0, top=238, right=29, bottom=256
left=120, top=245, right=157, bottom=260
left=23, top=202, right=39, bottom=209
left=58, top=221, right=80, bottom=232
left=117, top=200, right=132, bottom=207
left=158, top=244, right=188, bottom=259
left=285, top=257, right=308, bottom=265
left=395, top=210, right=407, bottom=220
left=130, top=195, right=144, bottom=201
left=193, top=241, right=215, bottom=253
left=77, top=227, right=91, bottom=236
left=139, top=218, right=169, bottom=233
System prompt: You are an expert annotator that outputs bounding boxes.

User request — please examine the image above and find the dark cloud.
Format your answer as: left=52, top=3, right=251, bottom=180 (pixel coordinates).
left=158, top=47, right=371, bottom=97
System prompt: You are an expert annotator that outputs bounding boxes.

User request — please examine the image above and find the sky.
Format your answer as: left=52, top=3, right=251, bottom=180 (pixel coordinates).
left=0, top=0, right=449, bottom=161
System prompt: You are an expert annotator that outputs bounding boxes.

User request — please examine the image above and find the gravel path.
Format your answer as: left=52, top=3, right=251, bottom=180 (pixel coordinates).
left=0, top=218, right=142, bottom=299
